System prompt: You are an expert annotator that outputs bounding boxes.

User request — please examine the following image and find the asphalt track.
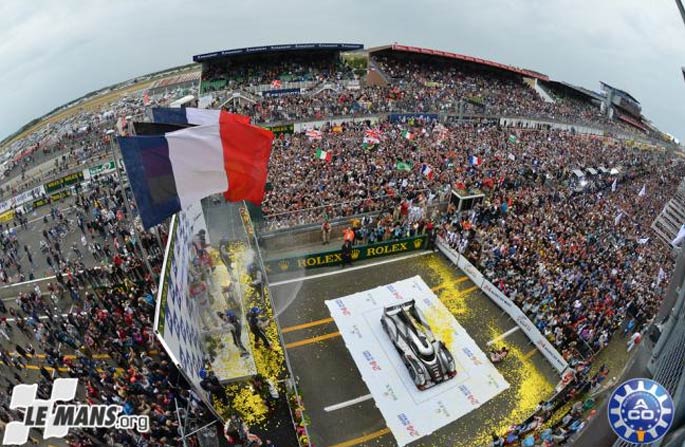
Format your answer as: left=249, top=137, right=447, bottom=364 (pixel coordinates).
left=269, top=251, right=559, bottom=447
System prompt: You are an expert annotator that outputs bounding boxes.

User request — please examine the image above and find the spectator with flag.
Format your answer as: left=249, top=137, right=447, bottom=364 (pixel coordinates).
left=468, top=155, right=482, bottom=167
left=315, top=148, right=332, bottom=162
left=306, top=129, right=323, bottom=140
left=421, top=164, right=434, bottom=180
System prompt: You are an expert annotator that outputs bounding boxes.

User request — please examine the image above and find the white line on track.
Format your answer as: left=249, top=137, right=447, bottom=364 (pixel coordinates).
left=487, top=326, right=520, bottom=346
left=6, top=310, right=85, bottom=323
left=269, top=251, right=432, bottom=287
left=324, top=394, right=373, bottom=412
left=0, top=275, right=57, bottom=293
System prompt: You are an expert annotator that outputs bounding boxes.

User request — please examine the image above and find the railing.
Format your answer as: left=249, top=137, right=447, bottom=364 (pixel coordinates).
left=239, top=204, right=311, bottom=447
left=257, top=187, right=450, bottom=234
left=436, top=237, right=569, bottom=374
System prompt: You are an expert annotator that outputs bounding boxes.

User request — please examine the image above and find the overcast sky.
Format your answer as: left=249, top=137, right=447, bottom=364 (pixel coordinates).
left=1, top=0, right=684, bottom=141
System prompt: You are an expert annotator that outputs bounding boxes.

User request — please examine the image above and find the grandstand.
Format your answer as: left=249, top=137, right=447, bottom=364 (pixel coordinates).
left=147, top=70, right=201, bottom=95
left=195, top=43, right=363, bottom=94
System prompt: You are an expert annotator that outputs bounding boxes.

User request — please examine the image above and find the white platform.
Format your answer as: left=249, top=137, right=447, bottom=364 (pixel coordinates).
left=325, top=276, right=509, bottom=446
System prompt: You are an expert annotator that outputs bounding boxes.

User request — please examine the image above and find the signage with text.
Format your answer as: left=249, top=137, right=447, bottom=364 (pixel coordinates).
left=44, top=172, right=84, bottom=194
left=265, top=235, right=427, bottom=273
left=264, top=123, right=295, bottom=135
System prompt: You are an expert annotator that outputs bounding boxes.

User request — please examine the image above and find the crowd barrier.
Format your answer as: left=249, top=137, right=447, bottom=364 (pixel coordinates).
left=436, top=237, right=569, bottom=376
left=0, top=158, right=121, bottom=222
left=264, top=235, right=427, bottom=273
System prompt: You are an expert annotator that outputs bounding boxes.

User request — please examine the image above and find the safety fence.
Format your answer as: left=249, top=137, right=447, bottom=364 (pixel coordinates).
left=436, top=237, right=569, bottom=376
left=0, top=158, right=121, bottom=223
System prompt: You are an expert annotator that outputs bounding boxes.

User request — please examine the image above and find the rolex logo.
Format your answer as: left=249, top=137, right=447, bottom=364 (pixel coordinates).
left=351, top=249, right=360, bottom=260
left=279, top=260, right=290, bottom=271
left=413, top=239, right=423, bottom=249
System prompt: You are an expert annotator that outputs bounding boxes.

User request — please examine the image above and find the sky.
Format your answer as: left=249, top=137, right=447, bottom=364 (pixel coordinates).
left=1, top=0, right=684, bottom=141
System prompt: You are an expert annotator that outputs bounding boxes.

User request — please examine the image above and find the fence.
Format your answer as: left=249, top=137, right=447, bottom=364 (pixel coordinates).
left=256, top=187, right=449, bottom=234
left=239, top=203, right=311, bottom=447
left=436, top=237, right=569, bottom=376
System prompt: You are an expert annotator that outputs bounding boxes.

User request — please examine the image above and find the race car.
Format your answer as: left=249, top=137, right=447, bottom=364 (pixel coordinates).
left=380, top=299, right=457, bottom=390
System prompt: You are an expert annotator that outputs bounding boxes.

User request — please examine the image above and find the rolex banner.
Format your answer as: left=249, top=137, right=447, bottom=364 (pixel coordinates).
left=265, top=235, right=427, bottom=273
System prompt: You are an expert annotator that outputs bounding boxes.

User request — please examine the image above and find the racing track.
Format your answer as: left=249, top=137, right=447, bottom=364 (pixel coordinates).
left=269, top=252, right=559, bottom=447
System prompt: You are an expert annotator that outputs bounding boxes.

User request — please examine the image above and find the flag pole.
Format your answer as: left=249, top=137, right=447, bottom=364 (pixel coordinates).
left=108, top=134, right=157, bottom=282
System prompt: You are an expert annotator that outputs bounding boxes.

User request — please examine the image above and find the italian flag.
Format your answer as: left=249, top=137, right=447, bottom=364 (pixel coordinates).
left=401, top=130, right=414, bottom=140
left=508, top=135, right=517, bottom=144
left=316, top=148, right=332, bottom=162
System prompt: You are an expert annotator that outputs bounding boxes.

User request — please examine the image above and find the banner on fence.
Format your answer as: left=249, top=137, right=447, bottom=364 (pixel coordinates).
left=264, top=123, right=295, bottom=135
left=0, top=185, right=46, bottom=214
left=262, top=88, right=301, bottom=97
left=0, top=210, right=14, bottom=223
left=436, top=238, right=568, bottom=374
left=84, top=160, right=116, bottom=179
left=32, top=190, right=71, bottom=209
left=294, top=115, right=381, bottom=133
left=265, top=235, right=427, bottom=273
left=44, top=172, right=84, bottom=194
left=456, top=251, right=484, bottom=286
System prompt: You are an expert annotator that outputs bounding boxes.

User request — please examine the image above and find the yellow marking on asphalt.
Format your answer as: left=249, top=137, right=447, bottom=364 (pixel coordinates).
left=285, top=331, right=341, bottom=349
left=442, top=285, right=479, bottom=301
left=524, top=347, right=538, bottom=359
left=24, top=364, right=68, bottom=373
left=329, top=428, right=392, bottom=447
left=282, top=317, right=334, bottom=334
left=431, top=276, right=468, bottom=291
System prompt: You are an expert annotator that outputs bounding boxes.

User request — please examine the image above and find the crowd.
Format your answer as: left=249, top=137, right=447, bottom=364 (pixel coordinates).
left=0, top=173, right=222, bottom=446
left=261, top=120, right=455, bottom=228
left=436, top=131, right=678, bottom=356
left=1, top=97, right=147, bottom=200
left=261, top=118, right=655, bottom=228
left=270, top=115, right=679, bottom=361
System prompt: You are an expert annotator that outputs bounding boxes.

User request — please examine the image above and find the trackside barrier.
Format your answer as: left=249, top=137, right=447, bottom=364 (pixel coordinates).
left=436, top=237, right=569, bottom=376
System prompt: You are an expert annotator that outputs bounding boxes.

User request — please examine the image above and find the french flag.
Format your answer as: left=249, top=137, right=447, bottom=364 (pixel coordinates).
left=118, top=111, right=273, bottom=229
left=468, top=155, right=481, bottom=167
left=151, top=107, right=221, bottom=126
left=420, top=163, right=434, bottom=180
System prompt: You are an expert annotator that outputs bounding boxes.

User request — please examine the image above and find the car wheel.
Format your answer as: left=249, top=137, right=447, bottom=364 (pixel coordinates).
left=381, top=317, right=389, bottom=335
left=406, top=356, right=426, bottom=388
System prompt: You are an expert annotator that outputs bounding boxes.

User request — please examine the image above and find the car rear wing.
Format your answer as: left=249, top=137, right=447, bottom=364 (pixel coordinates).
left=383, top=299, right=417, bottom=316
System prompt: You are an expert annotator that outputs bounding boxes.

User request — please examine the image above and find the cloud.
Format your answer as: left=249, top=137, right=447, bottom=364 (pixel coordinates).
left=0, top=0, right=683, bottom=139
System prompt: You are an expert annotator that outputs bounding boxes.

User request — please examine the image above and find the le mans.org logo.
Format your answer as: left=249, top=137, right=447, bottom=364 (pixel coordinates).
left=608, top=378, right=673, bottom=444
left=3, top=378, right=149, bottom=445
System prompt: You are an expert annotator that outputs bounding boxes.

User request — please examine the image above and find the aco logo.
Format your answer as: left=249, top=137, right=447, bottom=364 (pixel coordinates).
left=608, top=378, right=673, bottom=444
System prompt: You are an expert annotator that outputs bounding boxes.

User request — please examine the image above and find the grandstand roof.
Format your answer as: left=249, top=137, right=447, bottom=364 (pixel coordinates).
left=545, top=80, right=604, bottom=102
left=193, top=43, right=364, bottom=63
left=368, top=43, right=549, bottom=81
left=600, top=81, right=640, bottom=105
